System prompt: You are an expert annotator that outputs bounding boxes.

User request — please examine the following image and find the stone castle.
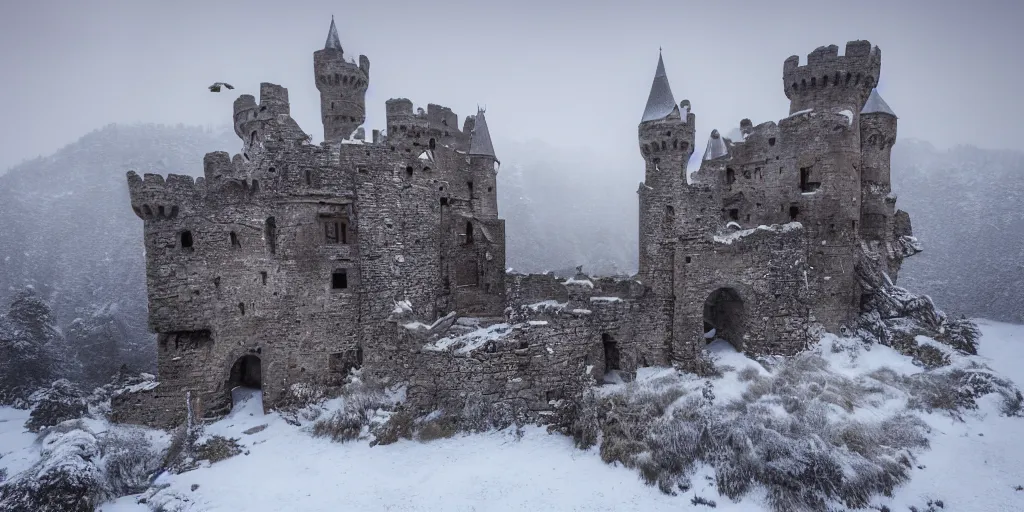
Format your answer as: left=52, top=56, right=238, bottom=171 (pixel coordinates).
left=116, top=19, right=917, bottom=427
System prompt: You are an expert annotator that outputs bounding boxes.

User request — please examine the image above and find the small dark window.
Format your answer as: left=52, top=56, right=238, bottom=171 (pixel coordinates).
left=265, top=217, right=277, bottom=255
left=725, top=168, right=736, bottom=186
left=852, top=220, right=857, bottom=229
left=406, top=166, right=413, bottom=177
left=789, top=206, right=800, bottom=220
left=180, top=231, right=194, bottom=249
left=800, top=167, right=821, bottom=193
left=728, top=209, right=739, bottom=221
left=465, top=221, right=474, bottom=244
left=745, top=214, right=751, bottom=222
left=685, top=256, right=692, bottom=263
left=666, top=205, right=675, bottom=216
left=768, top=137, right=776, bottom=146
left=214, top=276, right=221, bottom=289
left=239, top=302, right=246, bottom=315
left=230, top=231, right=240, bottom=248
left=332, top=269, right=348, bottom=289
left=250, top=131, right=257, bottom=145
left=487, top=186, right=492, bottom=192
left=305, top=169, right=312, bottom=186
left=429, top=138, right=436, bottom=150
left=467, top=181, right=474, bottom=195
left=268, top=167, right=275, bottom=173
left=440, top=198, right=448, bottom=206
left=260, top=271, right=267, bottom=285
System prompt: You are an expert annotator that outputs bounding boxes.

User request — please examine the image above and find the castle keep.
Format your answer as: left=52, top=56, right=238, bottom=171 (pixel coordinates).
left=117, top=19, right=917, bottom=427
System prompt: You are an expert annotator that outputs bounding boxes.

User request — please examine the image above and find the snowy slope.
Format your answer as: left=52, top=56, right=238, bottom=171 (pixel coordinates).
left=3, top=320, right=1022, bottom=512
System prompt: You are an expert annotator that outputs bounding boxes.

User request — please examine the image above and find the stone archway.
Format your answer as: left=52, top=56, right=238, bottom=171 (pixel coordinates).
left=703, top=288, right=745, bottom=350
left=227, top=354, right=262, bottom=407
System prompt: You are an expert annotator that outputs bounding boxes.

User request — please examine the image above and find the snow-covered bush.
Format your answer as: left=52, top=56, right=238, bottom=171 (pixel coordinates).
left=566, top=345, right=955, bottom=511
left=24, top=379, right=88, bottom=432
left=311, top=371, right=396, bottom=443
left=0, top=420, right=108, bottom=512
left=0, top=419, right=168, bottom=511
left=99, top=426, right=166, bottom=496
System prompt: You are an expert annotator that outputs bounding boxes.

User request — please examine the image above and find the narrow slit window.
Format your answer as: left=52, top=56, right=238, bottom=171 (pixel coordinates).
left=180, top=231, right=194, bottom=249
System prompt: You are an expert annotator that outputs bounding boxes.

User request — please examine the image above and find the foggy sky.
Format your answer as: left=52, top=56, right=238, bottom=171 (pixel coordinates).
left=1, top=0, right=1022, bottom=173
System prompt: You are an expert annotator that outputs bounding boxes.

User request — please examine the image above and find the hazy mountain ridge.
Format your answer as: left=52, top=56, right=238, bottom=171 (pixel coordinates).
left=891, top=139, right=1024, bottom=323
left=0, top=124, right=238, bottom=379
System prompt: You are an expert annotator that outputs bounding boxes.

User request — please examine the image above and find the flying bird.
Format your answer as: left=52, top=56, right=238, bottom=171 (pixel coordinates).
left=208, top=82, right=235, bottom=93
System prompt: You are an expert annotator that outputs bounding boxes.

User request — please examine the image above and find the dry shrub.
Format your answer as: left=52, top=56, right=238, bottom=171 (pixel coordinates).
left=570, top=351, right=938, bottom=511
left=194, top=435, right=242, bottom=463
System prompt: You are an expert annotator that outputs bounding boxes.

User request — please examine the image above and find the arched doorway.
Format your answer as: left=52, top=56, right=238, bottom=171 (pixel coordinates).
left=228, top=354, right=262, bottom=407
left=703, top=288, right=745, bottom=350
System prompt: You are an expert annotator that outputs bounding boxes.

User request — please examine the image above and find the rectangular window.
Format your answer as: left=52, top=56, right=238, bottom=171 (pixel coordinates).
left=332, top=269, right=348, bottom=289
left=800, top=167, right=821, bottom=193
left=324, top=220, right=348, bottom=245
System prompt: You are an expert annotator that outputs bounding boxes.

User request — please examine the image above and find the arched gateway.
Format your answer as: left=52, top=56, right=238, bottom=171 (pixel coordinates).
left=703, top=288, right=745, bottom=350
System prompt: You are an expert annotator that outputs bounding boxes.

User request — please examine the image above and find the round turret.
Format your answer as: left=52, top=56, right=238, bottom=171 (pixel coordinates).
left=314, top=18, right=369, bottom=142
left=783, top=40, right=881, bottom=115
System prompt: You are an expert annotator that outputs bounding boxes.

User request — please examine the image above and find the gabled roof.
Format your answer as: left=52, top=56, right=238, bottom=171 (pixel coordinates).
left=469, top=108, right=497, bottom=160
left=861, top=89, right=896, bottom=117
left=641, top=52, right=678, bottom=123
left=703, top=129, right=729, bottom=161
left=325, top=17, right=343, bottom=51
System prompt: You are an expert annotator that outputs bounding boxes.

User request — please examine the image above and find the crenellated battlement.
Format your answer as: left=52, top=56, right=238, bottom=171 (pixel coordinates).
left=783, top=40, right=881, bottom=114
left=638, top=103, right=696, bottom=164
left=126, top=170, right=204, bottom=220
left=385, top=98, right=476, bottom=151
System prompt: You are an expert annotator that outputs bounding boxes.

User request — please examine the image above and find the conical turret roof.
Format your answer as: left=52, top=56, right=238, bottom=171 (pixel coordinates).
left=469, top=108, right=497, bottom=160
left=325, top=16, right=343, bottom=51
left=861, top=89, right=896, bottom=117
left=703, top=130, right=729, bottom=161
left=641, top=51, right=678, bottom=123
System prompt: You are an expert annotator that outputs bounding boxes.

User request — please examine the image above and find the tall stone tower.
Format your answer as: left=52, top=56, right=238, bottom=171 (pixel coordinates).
left=859, top=89, right=898, bottom=242
left=637, top=51, right=694, bottom=294
left=467, top=108, right=500, bottom=219
left=313, top=17, right=370, bottom=142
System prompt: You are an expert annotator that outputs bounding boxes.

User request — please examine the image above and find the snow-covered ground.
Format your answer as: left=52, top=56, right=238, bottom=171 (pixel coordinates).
left=3, top=320, right=1023, bottom=511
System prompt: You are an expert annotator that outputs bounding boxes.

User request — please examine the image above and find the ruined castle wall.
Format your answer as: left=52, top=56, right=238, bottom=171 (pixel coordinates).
left=406, top=298, right=645, bottom=417
left=672, top=224, right=810, bottom=363
left=505, top=273, right=570, bottom=306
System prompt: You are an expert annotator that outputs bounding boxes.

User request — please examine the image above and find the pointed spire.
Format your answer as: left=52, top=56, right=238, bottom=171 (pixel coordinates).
left=469, top=108, right=497, bottom=160
left=703, top=129, right=729, bottom=161
left=641, top=51, right=678, bottom=123
left=861, top=89, right=896, bottom=117
left=325, top=16, right=343, bottom=51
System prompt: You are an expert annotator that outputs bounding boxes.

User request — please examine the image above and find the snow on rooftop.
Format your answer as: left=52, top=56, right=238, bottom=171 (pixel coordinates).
left=714, top=221, right=803, bottom=244
left=562, top=277, right=594, bottom=288
left=785, top=108, right=814, bottom=119
left=392, top=300, right=413, bottom=315
left=838, top=109, right=854, bottom=126
left=640, top=53, right=678, bottom=123
left=861, top=88, right=897, bottom=117
left=423, top=322, right=513, bottom=354
left=527, top=300, right=568, bottom=311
